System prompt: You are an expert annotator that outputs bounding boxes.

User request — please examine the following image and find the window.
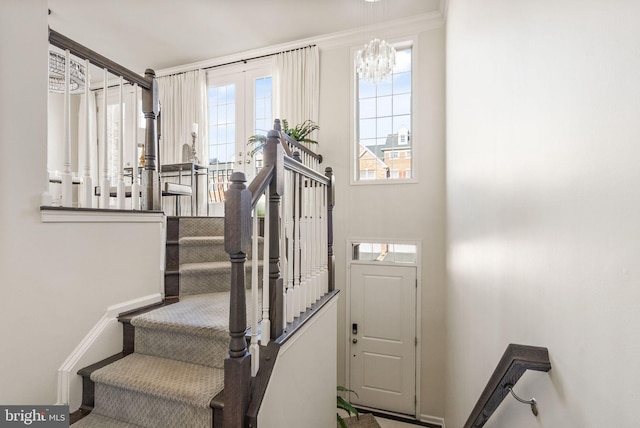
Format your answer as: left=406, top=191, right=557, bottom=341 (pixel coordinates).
left=355, top=46, right=412, bottom=182
left=352, top=242, right=417, bottom=264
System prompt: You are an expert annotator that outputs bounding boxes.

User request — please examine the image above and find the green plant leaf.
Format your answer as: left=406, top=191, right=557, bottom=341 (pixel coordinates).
left=337, top=413, right=348, bottom=428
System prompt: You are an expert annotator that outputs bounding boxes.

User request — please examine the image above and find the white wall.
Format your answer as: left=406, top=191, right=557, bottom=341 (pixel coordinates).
left=446, top=0, right=640, bottom=426
left=258, top=295, right=338, bottom=428
left=318, top=16, right=447, bottom=419
left=0, top=0, right=164, bottom=407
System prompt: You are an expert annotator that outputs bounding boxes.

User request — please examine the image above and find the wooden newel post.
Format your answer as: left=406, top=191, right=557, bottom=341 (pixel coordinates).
left=224, top=171, right=252, bottom=428
left=141, top=69, right=161, bottom=210
left=265, top=128, right=284, bottom=339
left=325, top=167, right=335, bottom=292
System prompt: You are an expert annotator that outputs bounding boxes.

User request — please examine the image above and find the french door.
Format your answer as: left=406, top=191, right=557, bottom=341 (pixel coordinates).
left=207, top=61, right=272, bottom=201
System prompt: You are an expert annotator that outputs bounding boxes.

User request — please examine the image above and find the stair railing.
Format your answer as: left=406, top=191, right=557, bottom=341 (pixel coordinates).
left=464, top=343, right=552, bottom=428
left=47, top=29, right=160, bottom=210
left=224, top=119, right=334, bottom=428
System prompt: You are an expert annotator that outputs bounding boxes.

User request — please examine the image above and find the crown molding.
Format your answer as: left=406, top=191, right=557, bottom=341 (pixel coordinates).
left=156, top=11, right=445, bottom=78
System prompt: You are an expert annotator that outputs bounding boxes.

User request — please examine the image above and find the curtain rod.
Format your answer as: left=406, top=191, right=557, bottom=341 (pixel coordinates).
left=203, top=44, right=317, bottom=70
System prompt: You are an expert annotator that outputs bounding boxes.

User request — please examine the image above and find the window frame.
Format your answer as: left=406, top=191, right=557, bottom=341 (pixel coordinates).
left=350, top=38, right=419, bottom=186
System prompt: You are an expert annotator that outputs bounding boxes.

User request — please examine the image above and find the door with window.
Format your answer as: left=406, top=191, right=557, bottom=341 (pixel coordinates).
left=207, top=62, right=272, bottom=204
left=349, top=242, right=418, bottom=416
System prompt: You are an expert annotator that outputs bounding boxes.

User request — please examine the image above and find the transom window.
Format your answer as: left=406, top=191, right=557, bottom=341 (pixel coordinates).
left=356, top=46, right=412, bottom=182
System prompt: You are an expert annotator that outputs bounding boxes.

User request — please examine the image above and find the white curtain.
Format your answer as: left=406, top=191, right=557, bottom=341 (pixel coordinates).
left=272, top=46, right=319, bottom=141
left=158, top=70, right=208, bottom=166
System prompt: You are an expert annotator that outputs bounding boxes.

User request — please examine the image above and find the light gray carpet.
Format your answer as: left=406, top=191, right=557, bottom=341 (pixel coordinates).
left=73, top=217, right=260, bottom=427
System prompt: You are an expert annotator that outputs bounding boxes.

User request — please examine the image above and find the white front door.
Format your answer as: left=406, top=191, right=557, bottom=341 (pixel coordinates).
left=349, top=263, right=417, bottom=415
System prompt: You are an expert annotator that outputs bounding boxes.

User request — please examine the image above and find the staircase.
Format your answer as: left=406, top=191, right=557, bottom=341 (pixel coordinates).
left=73, top=217, right=262, bottom=428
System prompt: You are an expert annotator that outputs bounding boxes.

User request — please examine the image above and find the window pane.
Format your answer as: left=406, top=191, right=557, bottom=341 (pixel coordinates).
left=360, top=118, right=377, bottom=139
left=377, top=96, right=392, bottom=117
left=360, top=98, right=376, bottom=119
left=393, top=72, right=411, bottom=94
left=376, top=117, right=392, bottom=139
left=393, top=93, right=411, bottom=116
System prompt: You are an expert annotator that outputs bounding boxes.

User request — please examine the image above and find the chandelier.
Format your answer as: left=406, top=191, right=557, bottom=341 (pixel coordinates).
left=355, top=38, right=396, bottom=83
left=49, top=50, right=86, bottom=93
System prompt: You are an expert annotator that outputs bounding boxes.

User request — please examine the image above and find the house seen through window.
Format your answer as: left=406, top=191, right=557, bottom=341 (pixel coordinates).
left=356, top=46, right=412, bottom=181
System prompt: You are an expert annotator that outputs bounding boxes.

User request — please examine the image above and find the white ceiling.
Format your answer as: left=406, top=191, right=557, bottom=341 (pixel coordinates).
left=48, top=0, right=441, bottom=75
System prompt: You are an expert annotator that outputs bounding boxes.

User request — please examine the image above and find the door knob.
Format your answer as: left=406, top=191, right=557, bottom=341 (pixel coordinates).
left=352, top=338, right=358, bottom=344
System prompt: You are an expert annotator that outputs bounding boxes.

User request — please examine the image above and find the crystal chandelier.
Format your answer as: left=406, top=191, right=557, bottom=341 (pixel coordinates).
left=356, top=38, right=396, bottom=83
left=49, top=50, right=86, bottom=93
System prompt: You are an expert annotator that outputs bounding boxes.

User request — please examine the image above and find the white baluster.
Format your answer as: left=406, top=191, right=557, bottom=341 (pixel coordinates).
left=322, top=183, right=329, bottom=294
left=100, top=68, right=110, bottom=209
left=286, top=170, right=295, bottom=323
left=293, top=172, right=301, bottom=318
left=314, top=181, right=321, bottom=301
left=261, top=190, right=271, bottom=345
left=303, top=179, right=312, bottom=309
left=280, top=177, right=287, bottom=330
left=80, top=58, right=93, bottom=208
left=250, top=209, right=260, bottom=376
left=116, top=77, right=126, bottom=209
left=61, top=50, right=73, bottom=207
left=131, top=84, right=141, bottom=210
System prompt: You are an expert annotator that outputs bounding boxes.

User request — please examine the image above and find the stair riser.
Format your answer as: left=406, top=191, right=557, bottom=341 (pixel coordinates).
left=179, top=217, right=225, bottom=237
left=135, top=328, right=228, bottom=369
left=180, top=242, right=228, bottom=264
left=180, top=240, right=263, bottom=265
left=93, top=383, right=211, bottom=428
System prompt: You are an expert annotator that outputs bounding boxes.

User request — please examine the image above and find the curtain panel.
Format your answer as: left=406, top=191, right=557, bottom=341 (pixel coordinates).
left=158, top=70, right=208, bottom=166
left=272, top=46, right=319, bottom=146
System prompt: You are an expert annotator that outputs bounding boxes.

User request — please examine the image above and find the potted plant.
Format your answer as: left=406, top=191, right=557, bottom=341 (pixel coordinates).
left=248, top=119, right=319, bottom=157
left=337, top=386, right=359, bottom=428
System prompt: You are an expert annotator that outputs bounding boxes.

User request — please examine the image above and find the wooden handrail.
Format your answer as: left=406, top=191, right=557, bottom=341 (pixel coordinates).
left=464, top=344, right=551, bottom=428
left=248, top=164, right=275, bottom=207
left=48, top=29, right=160, bottom=211
left=49, top=28, right=151, bottom=89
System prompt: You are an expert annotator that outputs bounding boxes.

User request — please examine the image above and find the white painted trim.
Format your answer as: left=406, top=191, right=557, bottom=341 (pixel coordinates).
left=56, top=293, right=162, bottom=407
left=421, top=414, right=447, bottom=428
left=156, top=13, right=444, bottom=78
left=41, top=209, right=165, bottom=223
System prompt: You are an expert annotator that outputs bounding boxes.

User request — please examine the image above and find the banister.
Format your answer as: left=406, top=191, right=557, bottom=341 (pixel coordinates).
left=284, top=155, right=329, bottom=184
left=248, top=165, right=275, bottom=208
left=464, top=344, right=551, bottom=428
left=48, top=28, right=152, bottom=90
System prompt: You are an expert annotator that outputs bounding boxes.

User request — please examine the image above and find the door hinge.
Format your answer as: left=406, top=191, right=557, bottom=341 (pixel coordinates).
left=415, top=337, right=418, bottom=346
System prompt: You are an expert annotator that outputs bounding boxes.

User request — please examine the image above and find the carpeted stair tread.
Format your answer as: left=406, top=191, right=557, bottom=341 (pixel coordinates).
left=71, top=412, right=146, bottom=428
left=130, top=292, right=262, bottom=368
left=131, top=293, right=230, bottom=337
left=91, top=353, right=224, bottom=407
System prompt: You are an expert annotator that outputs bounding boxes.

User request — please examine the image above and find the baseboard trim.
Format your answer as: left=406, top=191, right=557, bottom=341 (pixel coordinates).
left=56, top=293, right=162, bottom=408
left=420, top=414, right=446, bottom=428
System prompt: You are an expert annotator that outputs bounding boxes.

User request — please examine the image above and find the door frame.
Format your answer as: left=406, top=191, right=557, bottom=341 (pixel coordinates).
left=345, top=237, right=422, bottom=420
